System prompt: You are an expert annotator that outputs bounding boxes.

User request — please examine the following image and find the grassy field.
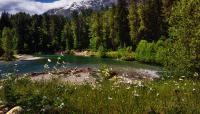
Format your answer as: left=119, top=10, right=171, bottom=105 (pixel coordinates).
left=0, top=76, right=199, bottom=114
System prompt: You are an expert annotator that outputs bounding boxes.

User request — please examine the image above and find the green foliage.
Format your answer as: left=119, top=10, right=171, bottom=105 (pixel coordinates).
left=97, top=46, right=106, bottom=58
left=0, top=1, right=169, bottom=56
left=116, top=0, right=130, bottom=47
left=155, top=40, right=167, bottom=64
left=128, top=0, right=140, bottom=48
left=1, top=27, right=14, bottom=61
left=135, top=39, right=168, bottom=64
left=89, top=13, right=103, bottom=51
left=135, top=40, right=155, bottom=63
left=167, top=0, right=200, bottom=77
left=99, top=64, right=111, bottom=80
left=1, top=77, right=200, bottom=113
left=105, top=47, right=134, bottom=61
left=62, top=22, right=73, bottom=51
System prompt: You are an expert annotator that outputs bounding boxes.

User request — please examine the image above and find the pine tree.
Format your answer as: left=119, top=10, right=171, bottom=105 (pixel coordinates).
left=116, top=0, right=130, bottom=48
left=71, top=11, right=82, bottom=49
left=11, top=13, right=31, bottom=54
left=109, top=6, right=119, bottom=50
left=1, top=27, right=14, bottom=61
left=39, top=15, right=49, bottom=52
left=102, top=10, right=110, bottom=49
left=128, top=0, right=140, bottom=49
left=89, top=12, right=103, bottom=51
left=62, top=22, right=73, bottom=50
left=0, top=12, right=11, bottom=32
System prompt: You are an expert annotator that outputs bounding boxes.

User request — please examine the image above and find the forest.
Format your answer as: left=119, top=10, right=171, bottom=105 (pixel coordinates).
left=0, top=0, right=199, bottom=77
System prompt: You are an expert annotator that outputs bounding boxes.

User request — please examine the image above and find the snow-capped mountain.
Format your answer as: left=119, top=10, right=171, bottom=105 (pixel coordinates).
left=45, top=0, right=117, bottom=17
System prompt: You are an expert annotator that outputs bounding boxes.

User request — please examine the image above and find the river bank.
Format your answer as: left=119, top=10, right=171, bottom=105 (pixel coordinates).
left=28, top=67, right=159, bottom=85
left=66, top=50, right=135, bottom=61
left=14, top=54, right=44, bottom=61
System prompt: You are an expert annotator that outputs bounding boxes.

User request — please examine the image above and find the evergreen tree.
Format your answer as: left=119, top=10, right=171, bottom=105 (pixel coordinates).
left=39, top=15, right=49, bottom=52
left=108, top=6, right=119, bottom=50
left=29, top=15, right=42, bottom=53
left=128, top=0, right=140, bottom=49
left=62, top=22, right=73, bottom=50
left=116, top=0, right=130, bottom=48
left=161, top=0, right=178, bottom=37
left=0, top=12, right=11, bottom=32
left=137, top=0, right=162, bottom=41
left=71, top=11, right=82, bottom=49
left=89, top=12, right=103, bottom=51
left=1, top=27, right=14, bottom=61
left=102, top=10, right=111, bottom=49
left=11, top=13, right=31, bottom=53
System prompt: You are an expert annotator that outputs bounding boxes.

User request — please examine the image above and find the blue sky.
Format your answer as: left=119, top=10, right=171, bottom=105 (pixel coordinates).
left=0, top=0, right=80, bottom=14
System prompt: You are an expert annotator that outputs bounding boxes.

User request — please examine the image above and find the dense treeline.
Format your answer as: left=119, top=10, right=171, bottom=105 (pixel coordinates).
left=0, top=0, right=173, bottom=53
left=0, top=0, right=199, bottom=77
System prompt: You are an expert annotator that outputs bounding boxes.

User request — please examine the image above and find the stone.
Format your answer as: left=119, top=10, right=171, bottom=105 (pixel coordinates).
left=0, top=105, right=5, bottom=110
left=6, top=106, right=23, bottom=114
left=0, top=111, right=4, bottom=114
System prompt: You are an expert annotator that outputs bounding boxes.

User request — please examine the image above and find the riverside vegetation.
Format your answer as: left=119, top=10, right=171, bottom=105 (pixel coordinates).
left=0, top=0, right=200, bottom=113
left=0, top=73, right=200, bottom=113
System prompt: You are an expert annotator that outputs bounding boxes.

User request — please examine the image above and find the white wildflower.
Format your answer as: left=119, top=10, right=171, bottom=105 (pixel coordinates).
left=194, top=72, right=199, bottom=77
left=41, top=108, right=45, bottom=112
left=59, top=103, right=65, bottom=108
left=179, top=78, right=183, bottom=81
left=108, top=97, right=113, bottom=100
left=181, top=76, right=185, bottom=78
left=134, top=94, right=140, bottom=97
left=48, top=59, right=51, bottom=62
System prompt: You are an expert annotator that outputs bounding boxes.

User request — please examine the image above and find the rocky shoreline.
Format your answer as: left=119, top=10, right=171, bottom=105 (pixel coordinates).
left=27, top=67, right=159, bottom=85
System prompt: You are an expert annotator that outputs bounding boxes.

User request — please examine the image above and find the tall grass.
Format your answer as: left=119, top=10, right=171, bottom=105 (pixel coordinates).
left=0, top=77, right=199, bottom=114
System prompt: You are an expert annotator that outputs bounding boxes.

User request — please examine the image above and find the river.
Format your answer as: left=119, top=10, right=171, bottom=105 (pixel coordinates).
left=0, top=55, right=161, bottom=78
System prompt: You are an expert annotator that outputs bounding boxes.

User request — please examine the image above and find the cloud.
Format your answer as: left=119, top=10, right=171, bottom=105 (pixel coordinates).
left=0, top=0, right=80, bottom=14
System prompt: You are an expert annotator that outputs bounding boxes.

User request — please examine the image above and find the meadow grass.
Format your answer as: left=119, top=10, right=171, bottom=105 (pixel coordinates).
left=0, top=77, right=199, bottom=114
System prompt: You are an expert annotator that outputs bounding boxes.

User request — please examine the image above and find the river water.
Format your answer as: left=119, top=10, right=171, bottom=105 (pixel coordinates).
left=0, top=55, right=161, bottom=77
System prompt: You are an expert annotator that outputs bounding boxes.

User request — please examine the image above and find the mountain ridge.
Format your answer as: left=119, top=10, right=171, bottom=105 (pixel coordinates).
left=45, top=0, right=118, bottom=17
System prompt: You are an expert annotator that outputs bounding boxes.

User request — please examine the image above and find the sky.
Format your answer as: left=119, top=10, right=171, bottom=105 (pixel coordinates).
left=0, top=0, right=81, bottom=14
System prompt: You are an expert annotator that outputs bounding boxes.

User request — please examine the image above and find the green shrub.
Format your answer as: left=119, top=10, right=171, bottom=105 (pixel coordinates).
left=135, top=40, right=156, bottom=63
left=155, top=40, right=167, bottom=64
left=99, top=64, right=111, bottom=80
left=166, top=0, right=200, bottom=77
left=106, top=47, right=134, bottom=61
left=97, top=46, right=106, bottom=58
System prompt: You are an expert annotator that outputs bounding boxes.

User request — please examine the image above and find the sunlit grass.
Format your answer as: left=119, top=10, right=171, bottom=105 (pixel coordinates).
left=0, top=77, right=199, bottom=114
